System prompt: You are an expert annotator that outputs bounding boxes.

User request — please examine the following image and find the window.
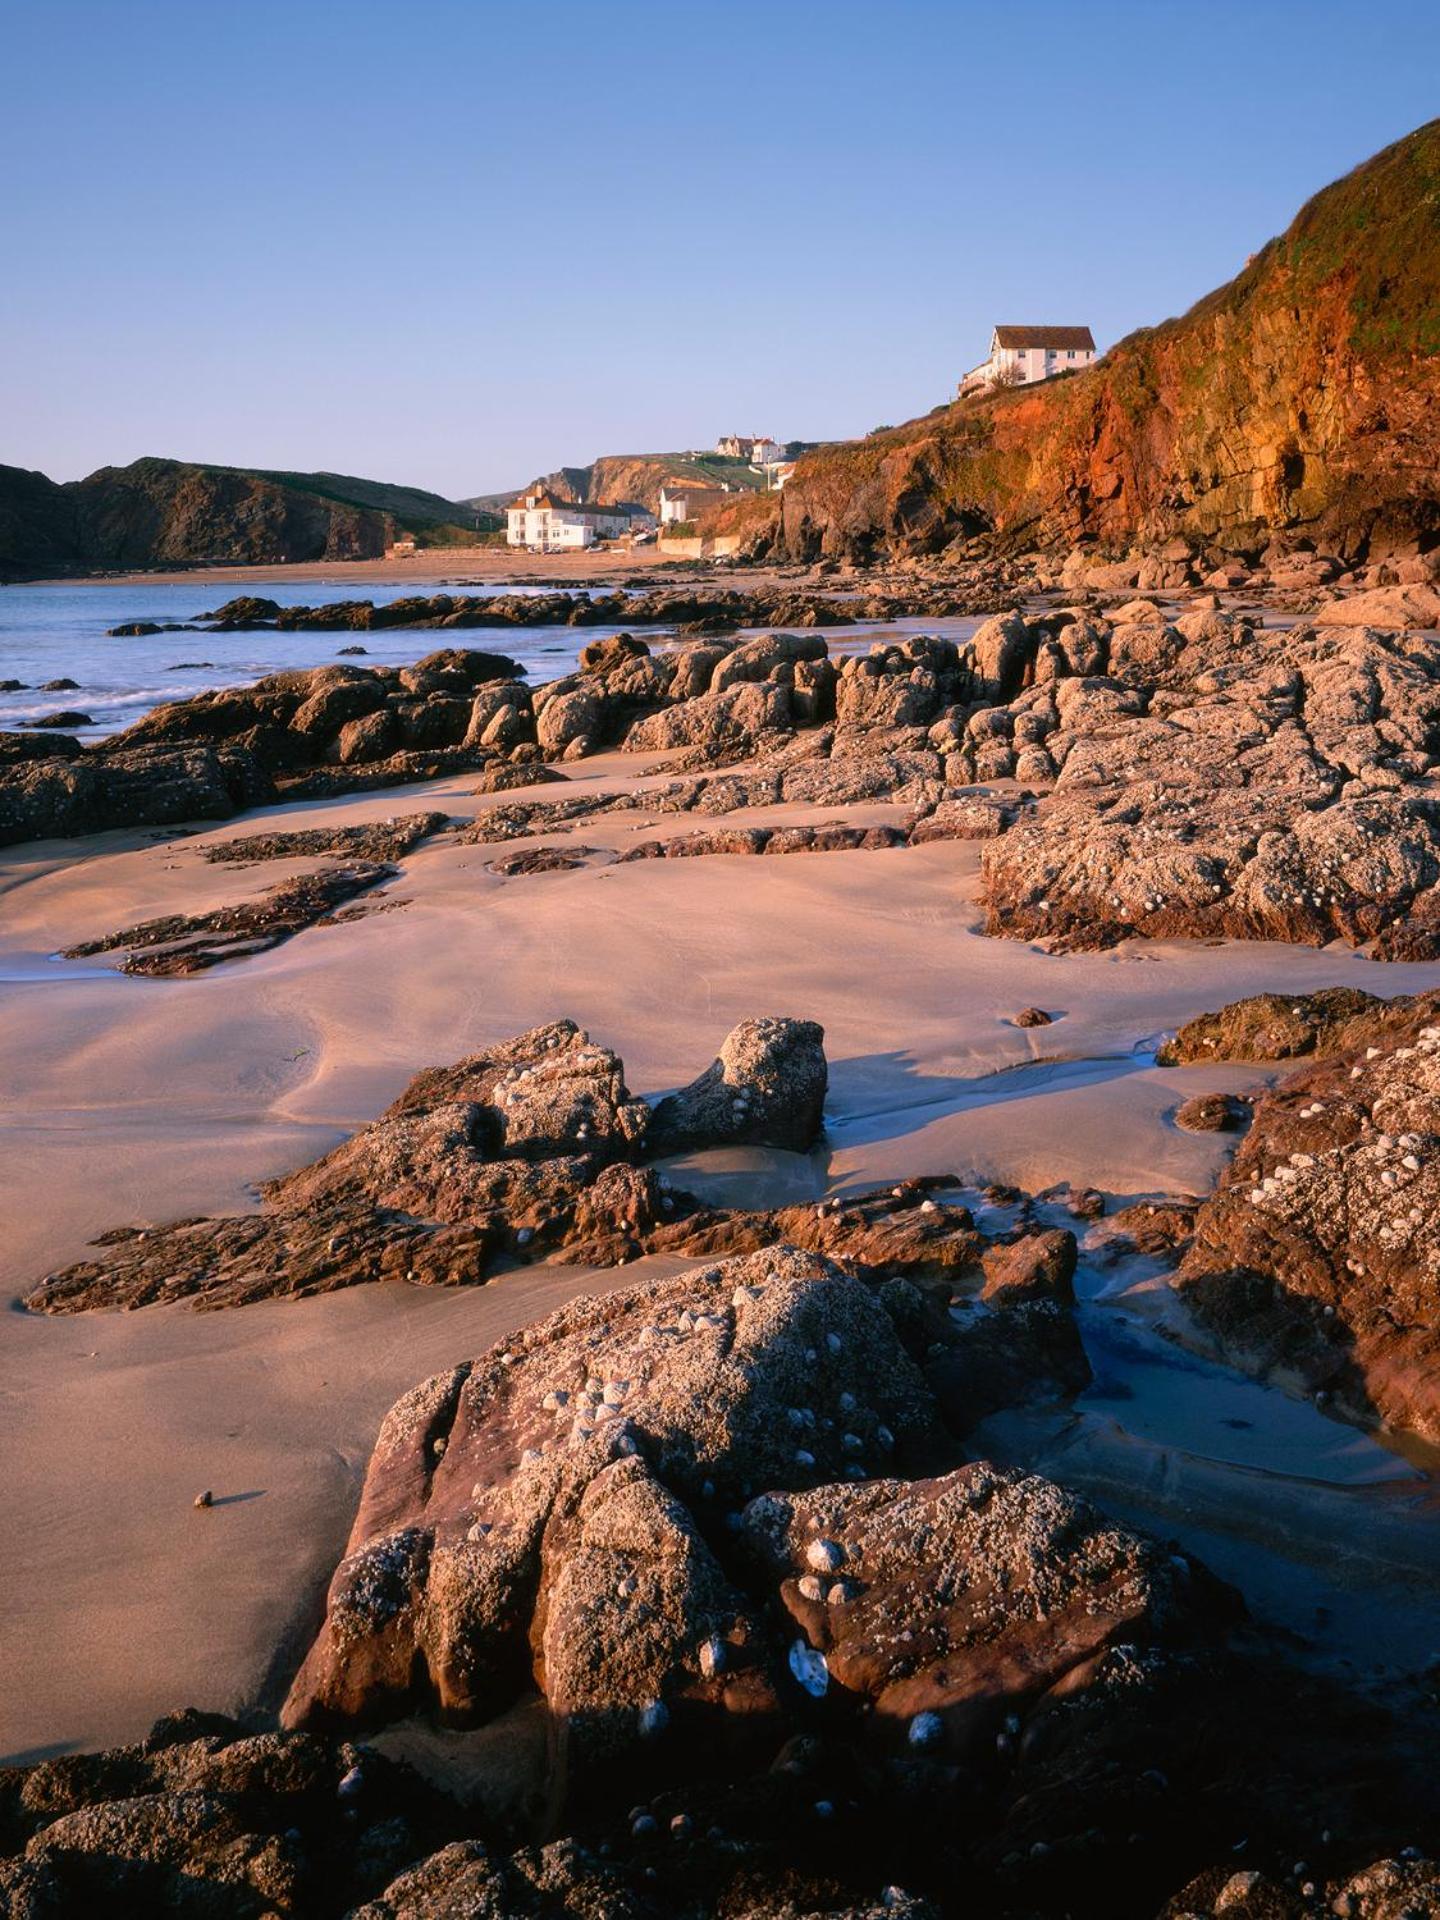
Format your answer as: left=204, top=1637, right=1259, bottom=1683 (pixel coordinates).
left=1067, top=350, right=1076, bottom=359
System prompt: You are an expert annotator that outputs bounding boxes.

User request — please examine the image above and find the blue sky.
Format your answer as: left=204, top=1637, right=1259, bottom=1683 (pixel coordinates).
left=3, top=0, right=1438, bottom=499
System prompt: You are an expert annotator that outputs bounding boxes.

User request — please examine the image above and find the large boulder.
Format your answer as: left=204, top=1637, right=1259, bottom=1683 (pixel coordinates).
left=289, top=670, right=385, bottom=740
left=709, top=632, right=829, bottom=694
left=0, top=742, right=268, bottom=848
left=649, top=1016, right=827, bottom=1156
left=1313, top=584, right=1440, bottom=628
left=623, top=681, right=791, bottom=756
left=739, top=1464, right=1222, bottom=1756
left=579, top=631, right=650, bottom=674
left=970, top=609, right=1039, bottom=701
left=335, top=708, right=397, bottom=765
left=463, top=680, right=534, bottom=751
left=535, top=682, right=611, bottom=758
left=282, top=1246, right=944, bottom=1752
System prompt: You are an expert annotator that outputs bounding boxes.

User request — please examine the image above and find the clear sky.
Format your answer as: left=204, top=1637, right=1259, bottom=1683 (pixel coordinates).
left=3, top=0, right=1438, bottom=500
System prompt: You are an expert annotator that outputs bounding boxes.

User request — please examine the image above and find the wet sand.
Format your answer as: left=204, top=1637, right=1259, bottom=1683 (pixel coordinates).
left=6, top=752, right=1440, bottom=1762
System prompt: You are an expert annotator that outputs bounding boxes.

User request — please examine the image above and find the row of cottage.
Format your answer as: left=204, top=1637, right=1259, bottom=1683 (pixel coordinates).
left=506, top=330, right=1099, bottom=549
left=505, top=433, right=795, bottom=550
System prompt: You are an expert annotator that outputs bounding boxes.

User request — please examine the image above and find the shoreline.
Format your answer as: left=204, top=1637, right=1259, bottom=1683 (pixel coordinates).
left=12, top=544, right=751, bottom=593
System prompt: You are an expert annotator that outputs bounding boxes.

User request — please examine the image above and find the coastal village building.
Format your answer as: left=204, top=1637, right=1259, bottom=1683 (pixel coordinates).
left=958, top=326, right=1097, bottom=397
left=659, top=484, right=734, bottom=525
left=505, top=490, right=652, bottom=550
left=716, top=434, right=782, bottom=464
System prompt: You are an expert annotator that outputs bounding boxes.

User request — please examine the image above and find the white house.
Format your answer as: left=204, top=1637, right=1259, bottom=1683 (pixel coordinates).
left=716, top=434, right=781, bottom=464
left=959, top=326, right=1097, bottom=397
left=659, top=484, right=733, bottom=525
left=505, top=490, right=652, bottom=550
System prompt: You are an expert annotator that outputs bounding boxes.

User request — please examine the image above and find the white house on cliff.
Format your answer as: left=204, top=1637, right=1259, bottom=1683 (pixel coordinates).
left=959, top=325, right=1097, bottom=397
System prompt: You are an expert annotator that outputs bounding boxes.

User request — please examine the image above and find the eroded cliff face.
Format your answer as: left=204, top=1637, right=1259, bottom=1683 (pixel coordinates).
left=765, top=120, right=1440, bottom=564
left=534, top=454, right=761, bottom=516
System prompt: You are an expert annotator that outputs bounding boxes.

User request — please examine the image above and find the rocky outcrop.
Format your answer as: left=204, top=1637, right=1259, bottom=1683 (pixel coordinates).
left=0, top=1711, right=456, bottom=1917
left=0, top=737, right=269, bottom=847
left=619, top=823, right=909, bottom=861
left=22, top=1019, right=828, bottom=1312
left=1156, top=988, right=1403, bottom=1066
left=192, top=588, right=863, bottom=635
left=975, top=615, right=1440, bottom=955
left=201, top=811, right=450, bottom=865
left=0, top=654, right=518, bottom=846
left=1312, top=583, right=1440, bottom=628
left=4, top=1695, right=1435, bottom=1919
left=62, top=861, right=396, bottom=975
left=282, top=1248, right=944, bottom=1739
left=1176, top=989, right=1440, bottom=1440
left=649, top=1017, right=828, bottom=1156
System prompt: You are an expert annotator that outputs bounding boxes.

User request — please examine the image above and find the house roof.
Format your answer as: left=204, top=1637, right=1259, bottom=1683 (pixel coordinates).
left=993, top=325, right=1096, bottom=351
left=508, top=491, right=645, bottom=517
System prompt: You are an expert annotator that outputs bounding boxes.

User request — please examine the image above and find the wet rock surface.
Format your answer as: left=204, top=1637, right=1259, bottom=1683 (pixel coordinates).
left=740, top=1464, right=1226, bottom=1755
left=1174, top=987, right=1440, bottom=1440
left=1157, top=988, right=1410, bottom=1067
left=201, top=812, right=450, bottom=865
left=62, top=861, right=396, bottom=975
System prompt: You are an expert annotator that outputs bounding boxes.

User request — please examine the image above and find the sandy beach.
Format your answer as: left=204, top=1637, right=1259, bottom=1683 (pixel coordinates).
left=6, top=749, right=1440, bottom=1764
left=23, top=544, right=750, bottom=594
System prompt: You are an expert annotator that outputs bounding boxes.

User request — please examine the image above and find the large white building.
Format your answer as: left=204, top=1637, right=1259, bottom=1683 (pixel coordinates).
left=505, top=490, right=652, bottom=550
left=959, top=325, right=1097, bottom=397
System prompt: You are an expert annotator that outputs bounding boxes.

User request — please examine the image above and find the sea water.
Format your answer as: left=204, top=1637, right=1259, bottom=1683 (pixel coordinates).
left=0, top=578, right=599, bottom=738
